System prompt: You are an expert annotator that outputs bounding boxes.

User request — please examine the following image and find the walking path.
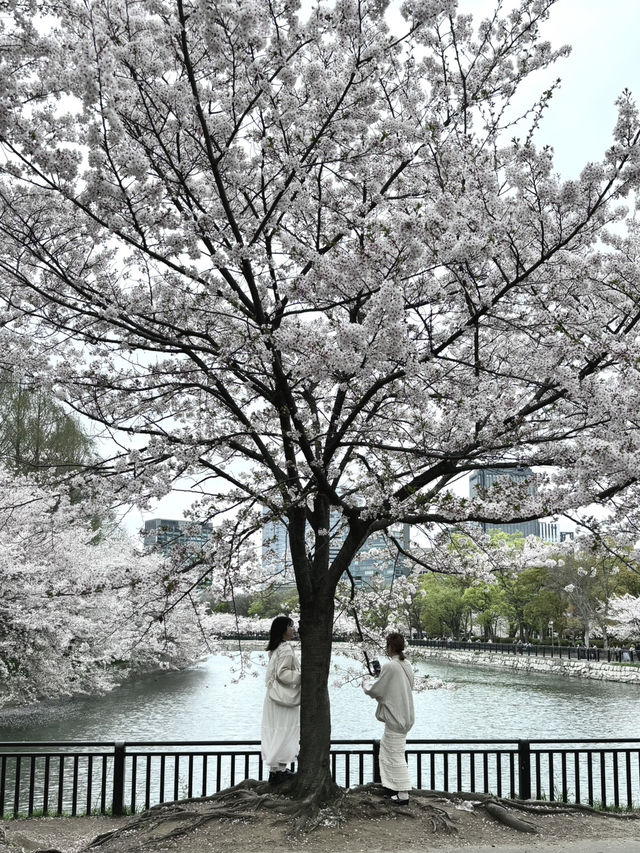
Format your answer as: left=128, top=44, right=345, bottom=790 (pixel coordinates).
left=3, top=802, right=640, bottom=853
left=431, top=843, right=640, bottom=852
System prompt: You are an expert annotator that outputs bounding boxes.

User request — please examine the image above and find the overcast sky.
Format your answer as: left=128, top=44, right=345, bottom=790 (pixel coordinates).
left=128, top=0, right=640, bottom=533
left=498, top=0, right=640, bottom=176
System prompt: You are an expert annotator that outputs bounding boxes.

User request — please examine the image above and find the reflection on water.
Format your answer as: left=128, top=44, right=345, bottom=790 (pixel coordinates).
left=1, top=649, right=638, bottom=742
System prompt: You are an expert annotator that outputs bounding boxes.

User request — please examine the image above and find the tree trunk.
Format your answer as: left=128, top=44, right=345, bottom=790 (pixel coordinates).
left=295, top=593, right=340, bottom=803
left=287, top=498, right=366, bottom=806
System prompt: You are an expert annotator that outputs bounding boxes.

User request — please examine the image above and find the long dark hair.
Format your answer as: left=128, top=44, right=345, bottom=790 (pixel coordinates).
left=266, top=616, right=293, bottom=652
left=386, top=632, right=406, bottom=661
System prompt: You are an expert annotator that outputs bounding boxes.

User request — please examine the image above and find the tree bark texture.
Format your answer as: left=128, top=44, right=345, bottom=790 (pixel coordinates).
left=295, top=594, right=340, bottom=802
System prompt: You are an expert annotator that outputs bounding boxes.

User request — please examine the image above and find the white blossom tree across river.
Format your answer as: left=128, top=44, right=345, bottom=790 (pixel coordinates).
left=0, top=471, right=208, bottom=707
left=2, top=0, right=640, bottom=808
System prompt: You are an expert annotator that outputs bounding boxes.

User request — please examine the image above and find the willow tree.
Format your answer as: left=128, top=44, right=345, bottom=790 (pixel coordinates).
left=2, top=0, right=640, bottom=805
left=0, top=371, right=92, bottom=474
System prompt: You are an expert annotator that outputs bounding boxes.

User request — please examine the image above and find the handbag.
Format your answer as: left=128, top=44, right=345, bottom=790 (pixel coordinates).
left=268, top=678, right=301, bottom=707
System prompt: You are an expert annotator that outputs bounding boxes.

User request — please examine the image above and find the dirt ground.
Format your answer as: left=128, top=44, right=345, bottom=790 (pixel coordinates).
left=3, top=789, right=640, bottom=853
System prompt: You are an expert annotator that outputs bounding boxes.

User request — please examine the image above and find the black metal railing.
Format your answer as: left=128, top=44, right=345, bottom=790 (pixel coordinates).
left=411, top=638, right=639, bottom=663
left=220, top=636, right=639, bottom=663
left=2, top=738, right=640, bottom=818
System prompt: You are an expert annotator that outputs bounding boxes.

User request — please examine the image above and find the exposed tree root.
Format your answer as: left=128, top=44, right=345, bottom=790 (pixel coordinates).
left=388, top=788, right=551, bottom=834
left=401, top=787, right=640, bottom=832
left=495, top=797, right=640, bottom=820
left=87, top=778, right=338, bottom=848
left=85, top=780, right=640, bottom=850
left=86, top=780, right=464, bottom=848
left=314, top=783, right=458, bottom=834
left=396, top=789, right=538, bottom=833
left=410, top=788, right=640, bottom=820
left=482, top=801, right=537, bottom=833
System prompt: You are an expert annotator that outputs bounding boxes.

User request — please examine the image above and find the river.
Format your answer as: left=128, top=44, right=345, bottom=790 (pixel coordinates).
left=1, top=647, right=638, bottom=742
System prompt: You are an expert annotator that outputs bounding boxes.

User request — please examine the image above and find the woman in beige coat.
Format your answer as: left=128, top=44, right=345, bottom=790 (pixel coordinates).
left=363, top=632, right=415, bottom=805
left=261, top=616, right=301, bottom=785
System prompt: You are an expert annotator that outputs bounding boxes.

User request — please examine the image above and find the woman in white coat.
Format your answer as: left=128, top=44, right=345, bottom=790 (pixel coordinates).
left=261, top=616, right=301, bottom=785
left=363, top=632, right=415, bottom=805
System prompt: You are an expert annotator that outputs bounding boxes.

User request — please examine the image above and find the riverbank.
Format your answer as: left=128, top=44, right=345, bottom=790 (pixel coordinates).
left=414, top=647, right=640, bottom=685
left=230, top=640, right=640, bottom=686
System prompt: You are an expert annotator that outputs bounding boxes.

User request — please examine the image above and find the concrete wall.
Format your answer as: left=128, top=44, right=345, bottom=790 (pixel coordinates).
left=414, top=647, right=640, bottom=685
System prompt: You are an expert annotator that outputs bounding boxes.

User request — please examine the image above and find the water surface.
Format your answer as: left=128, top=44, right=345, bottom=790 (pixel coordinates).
left=1, top=649, right=637, bottom=742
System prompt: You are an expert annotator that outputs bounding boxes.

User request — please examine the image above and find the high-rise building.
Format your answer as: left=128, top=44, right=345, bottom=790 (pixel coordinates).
left=143, top=518, right=214, bottom=554
left=468, top=468, right=558, bottom=542
left=261, top=507, right=412, bottom=587
left=350, top=521, right=412, bottom=586
left=538, top=520, right=559, bottom=544
left=261, top=508, right=295, bottom=586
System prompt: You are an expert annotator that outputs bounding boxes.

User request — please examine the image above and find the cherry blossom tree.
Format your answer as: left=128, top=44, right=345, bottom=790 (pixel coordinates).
left=556, top=540, right=638, bottom=646
left=0, top=470, right=210, bottom=708
left=208, top=611, right=274, bottom=638
left=606, top=594, right=640, bottom=643
left=2, top=0, right=640, bottom=806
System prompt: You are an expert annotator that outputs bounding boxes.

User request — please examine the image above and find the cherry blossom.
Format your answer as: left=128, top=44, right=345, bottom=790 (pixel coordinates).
left=1, top=0, right=640, bottom=801
left=0, top=470, right=210, bottom=707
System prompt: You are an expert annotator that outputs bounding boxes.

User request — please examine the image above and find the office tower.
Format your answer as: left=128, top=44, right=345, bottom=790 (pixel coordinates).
left=468, top=468, right=558, bottom=542
left=143, top=518, right=214, bottom=554
left=261, top=507, right=411, bottom=587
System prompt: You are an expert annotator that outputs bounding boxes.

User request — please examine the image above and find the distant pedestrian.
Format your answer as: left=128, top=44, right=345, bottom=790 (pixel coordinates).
left=261, top=616, right=300, bottom=786
left=363, top=632, right=414, bottom=806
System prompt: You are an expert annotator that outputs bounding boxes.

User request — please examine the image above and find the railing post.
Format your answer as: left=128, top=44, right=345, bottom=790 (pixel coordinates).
left=372, top=740, right=381, bottom=784
left=112, top=742, right=126, bottom=817
left=517, top=740, right=531, bottom=800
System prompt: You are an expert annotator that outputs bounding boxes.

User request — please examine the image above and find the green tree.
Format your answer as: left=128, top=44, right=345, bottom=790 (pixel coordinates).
left=419, top=574, right=468, bottom=639
left=207, top=592, right=253, bottom=617
left=447, top=530, right=533, bottom=639
left=248, top=588, right=299, bottom=619
left=0, top=373, right=92, bottom=476
left=606, top=561, right=640, bottom=598
left=521, top=577, right=563, bottom=641
left=551, top=549, right=632, bottom=647
left=495, top=565, right=547, bottom=641
left=462, top=582, right=507, bottom=640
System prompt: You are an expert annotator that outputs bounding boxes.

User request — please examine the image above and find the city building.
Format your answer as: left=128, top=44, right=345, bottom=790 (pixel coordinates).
left=350, top=521, right=412, bottom=586
left=539, top=520, right=560, bottom=543
left=143, top=518, right=214, bottom=555
left=261, top=508, right=296, bottom=586
left=469, top=468, right=558, bottom=543
left=261, top=507, right=412, bottom=587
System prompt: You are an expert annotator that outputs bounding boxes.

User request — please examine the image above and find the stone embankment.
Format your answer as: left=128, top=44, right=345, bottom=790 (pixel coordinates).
left=415, top=647, right=640, bottom=685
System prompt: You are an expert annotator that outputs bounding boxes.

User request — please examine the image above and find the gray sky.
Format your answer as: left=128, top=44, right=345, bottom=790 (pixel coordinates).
left=507, top=0, right=640, bottom=176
